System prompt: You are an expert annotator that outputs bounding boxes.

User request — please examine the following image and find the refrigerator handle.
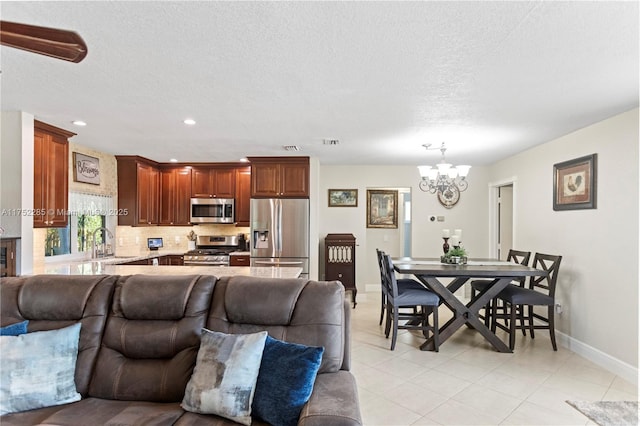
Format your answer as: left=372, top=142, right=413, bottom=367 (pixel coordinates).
left=277, top=199, right=283, bottom=256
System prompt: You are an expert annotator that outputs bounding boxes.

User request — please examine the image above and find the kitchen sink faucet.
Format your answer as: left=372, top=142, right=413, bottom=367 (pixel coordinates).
left=91, top=227, right=114, bottom=259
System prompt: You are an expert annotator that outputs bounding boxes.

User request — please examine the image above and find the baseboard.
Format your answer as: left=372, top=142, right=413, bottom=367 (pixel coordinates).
left=556, top=330, right=638, bottom=386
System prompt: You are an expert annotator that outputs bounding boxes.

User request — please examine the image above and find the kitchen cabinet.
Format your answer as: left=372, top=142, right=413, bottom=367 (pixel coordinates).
left=165, top=255, right=184, bottom=265
left=34, top=121, right=74, bottom=228
left=0, top=238, right=17, bottom=277
left=116, top=156, right=160, bottom=226
left=235, top=166, right=251, bottom=226
left=159, top=167, right=192, bottom=225
left=324, top=233, right=357, bottom=308
left=122, top=258, right=153, bottom=265
left=191, top=167, right=235, bottom=198
left=248, top=157, right=309, bottom=198
left=229, top=254, right=250, bottom=267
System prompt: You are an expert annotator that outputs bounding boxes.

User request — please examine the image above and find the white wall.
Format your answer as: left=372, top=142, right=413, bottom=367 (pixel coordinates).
left=489, top=108, right=639, bottom=369
left=0, top=111, right=34, bottom=275
left=1, top=112, right=23, bottom=237
left=318, top=164, right=490, bottom=285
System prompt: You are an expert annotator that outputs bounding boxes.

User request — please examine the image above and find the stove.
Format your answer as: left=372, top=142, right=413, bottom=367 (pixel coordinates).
left=183, top=235, right=241, bottom=266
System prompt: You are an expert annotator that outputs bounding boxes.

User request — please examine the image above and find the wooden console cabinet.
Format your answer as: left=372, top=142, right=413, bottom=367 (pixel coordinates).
left=0, top=238, right=17, bottom=277
left=324, top=233, right=357, bottom=307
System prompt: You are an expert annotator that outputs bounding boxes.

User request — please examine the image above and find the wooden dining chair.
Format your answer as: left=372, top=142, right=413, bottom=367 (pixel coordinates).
left=375, top=249, right=426, bottom=326
left=381, top=254, right=440, bottom=351
left=491, top=253, right=562, bottom=350
left=470, top=249, right=531, bottom=328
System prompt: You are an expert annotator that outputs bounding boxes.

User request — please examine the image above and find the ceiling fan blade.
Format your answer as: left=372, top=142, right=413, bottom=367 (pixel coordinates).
left=0, top=21, right=87, bottom=63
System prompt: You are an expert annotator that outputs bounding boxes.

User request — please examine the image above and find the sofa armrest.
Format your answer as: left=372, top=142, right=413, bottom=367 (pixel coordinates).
left=298, top=371, right=362, bottom=426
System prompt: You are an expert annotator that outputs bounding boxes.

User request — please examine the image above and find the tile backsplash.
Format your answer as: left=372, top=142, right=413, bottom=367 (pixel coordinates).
left=115, top=225, right=250, bottom=256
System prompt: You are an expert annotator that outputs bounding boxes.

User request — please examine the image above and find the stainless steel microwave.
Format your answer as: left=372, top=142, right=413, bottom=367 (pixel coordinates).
left=190, top=198, right=234, bottom=224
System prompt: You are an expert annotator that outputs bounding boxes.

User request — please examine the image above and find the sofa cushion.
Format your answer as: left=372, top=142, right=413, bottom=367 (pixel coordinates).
left=118, top=274, right=199, bottom=320
left=0, top=275, right=117, bottom=396
left=207, top=276, right=345, bottom=374
left=0, top=320, right=28, bottom=336
left=89, top=275, right=216, bottom=402
left=0, top=323, right=82, bottom=415
left=181, top=329, right=267, bottom=426
left=21, top=398, right=184, bottom=425
left=252, top=335, right=324, bottom=426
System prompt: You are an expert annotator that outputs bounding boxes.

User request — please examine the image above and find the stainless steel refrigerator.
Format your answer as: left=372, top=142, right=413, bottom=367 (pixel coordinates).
left=250, top=199, right=309, bottom=277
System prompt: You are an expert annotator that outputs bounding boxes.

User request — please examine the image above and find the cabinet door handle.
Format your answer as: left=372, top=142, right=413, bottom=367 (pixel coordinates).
left=338, top=273, right=343, bottom=278
left=10, top=252, right=14, bottom=260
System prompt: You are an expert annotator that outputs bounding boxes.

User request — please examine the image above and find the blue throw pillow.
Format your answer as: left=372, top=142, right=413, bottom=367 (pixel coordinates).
left=0, top=320, right=28, bottom=336
left=252, top=335, right=324, bottom=426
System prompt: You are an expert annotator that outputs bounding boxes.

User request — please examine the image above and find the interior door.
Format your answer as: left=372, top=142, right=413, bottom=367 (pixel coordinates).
left=498, top=185, right=514, bottom=259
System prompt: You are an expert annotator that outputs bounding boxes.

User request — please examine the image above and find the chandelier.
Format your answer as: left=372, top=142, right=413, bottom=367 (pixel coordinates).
left=417, top=143, right=471, bottom=207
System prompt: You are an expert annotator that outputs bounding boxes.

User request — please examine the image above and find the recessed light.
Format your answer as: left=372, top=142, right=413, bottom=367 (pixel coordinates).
left=169, top=158, right=178, bottom=163
left=239, top=158, right=249, bottom=162
left=72, top=120, right=87, bottom=126
left=183, top=119, right=196, bottom=125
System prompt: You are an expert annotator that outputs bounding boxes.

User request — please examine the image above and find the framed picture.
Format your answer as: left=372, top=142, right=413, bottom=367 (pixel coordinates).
left=553, top=153, right=597, bottom=211
left=366, top=189, right=398, bottom=228
left=328, top=189, right=358, bottom=207
left=73, top=152, right=100, bottom=185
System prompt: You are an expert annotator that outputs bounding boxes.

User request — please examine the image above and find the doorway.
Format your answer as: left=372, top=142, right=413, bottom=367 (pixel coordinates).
left=489, top=179, right=516, bottom=259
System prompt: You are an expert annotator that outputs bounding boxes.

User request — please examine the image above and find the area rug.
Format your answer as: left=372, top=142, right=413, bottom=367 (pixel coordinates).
left=566, top=400, right=639, bottom=425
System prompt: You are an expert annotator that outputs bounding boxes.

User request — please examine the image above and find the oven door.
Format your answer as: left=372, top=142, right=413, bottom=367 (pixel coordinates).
left=190, top=198, right=235, bottom=224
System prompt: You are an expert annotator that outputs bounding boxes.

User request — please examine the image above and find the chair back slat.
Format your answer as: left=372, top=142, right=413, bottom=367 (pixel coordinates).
left=382, top=254, right=400, bottom=299
left=507, top=249, right=531, bottom=266
left=528, top=253, right=562, bottom=297
left=507, top=249, right=532, bottom=286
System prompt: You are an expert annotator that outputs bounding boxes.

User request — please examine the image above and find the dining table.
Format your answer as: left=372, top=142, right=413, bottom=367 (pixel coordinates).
left=392, top=257, right=546, bottom=353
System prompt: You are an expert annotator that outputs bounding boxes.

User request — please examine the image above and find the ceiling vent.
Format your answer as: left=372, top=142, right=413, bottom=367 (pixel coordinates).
left=283, top=145, right=300, bottom=151
left=323, top=139, right=340, bottom=145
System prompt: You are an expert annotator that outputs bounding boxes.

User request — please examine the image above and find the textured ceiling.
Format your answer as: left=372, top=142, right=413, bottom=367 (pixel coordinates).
left=1, top=1, right=638, bottom=166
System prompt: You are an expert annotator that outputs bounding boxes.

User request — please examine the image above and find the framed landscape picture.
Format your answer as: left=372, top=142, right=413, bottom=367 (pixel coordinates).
left=366, top=189, right=398, bottom=228
left=328, top=189, right=358, bottom=207
left=553, top=153, right=597, bottom=211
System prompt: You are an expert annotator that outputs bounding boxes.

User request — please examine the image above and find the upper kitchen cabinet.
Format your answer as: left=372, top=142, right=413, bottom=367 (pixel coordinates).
left=248, top=157, right=309, bottom=198
left=191, top=167, right=235, bottom=198
left=159, top=167, right=192, bottom=225
left=235, top=166, right=251, bottom=226
left=116, top=156, right=160, bottom=226
left=34, top=121, right=74, bottom=228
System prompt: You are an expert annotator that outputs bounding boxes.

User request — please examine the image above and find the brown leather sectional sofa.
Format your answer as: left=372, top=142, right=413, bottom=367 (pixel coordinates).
left=0, top=274, right=362, bottom=425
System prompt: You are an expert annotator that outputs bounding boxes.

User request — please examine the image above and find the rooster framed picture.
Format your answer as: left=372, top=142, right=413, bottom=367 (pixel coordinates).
left=553, top=153, right=597, bottom=211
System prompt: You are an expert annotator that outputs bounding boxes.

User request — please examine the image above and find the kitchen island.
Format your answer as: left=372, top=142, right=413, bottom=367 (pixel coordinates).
left=34, top=260, right=302, bottom=278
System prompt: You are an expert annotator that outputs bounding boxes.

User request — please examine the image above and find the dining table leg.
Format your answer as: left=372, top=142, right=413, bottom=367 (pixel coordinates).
left=417, top=276, right=513, bottom=353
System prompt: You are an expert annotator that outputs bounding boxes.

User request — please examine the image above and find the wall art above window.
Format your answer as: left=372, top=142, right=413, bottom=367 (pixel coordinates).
left=73, top=152, right=100, bottom=185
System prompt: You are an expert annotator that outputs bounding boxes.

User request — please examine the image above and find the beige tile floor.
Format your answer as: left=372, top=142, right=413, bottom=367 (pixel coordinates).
left=350, top=291, right=638, bottom=425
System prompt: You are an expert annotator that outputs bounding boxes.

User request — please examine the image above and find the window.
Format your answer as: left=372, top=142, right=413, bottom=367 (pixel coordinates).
left=44, top=193, right=114, bottom=258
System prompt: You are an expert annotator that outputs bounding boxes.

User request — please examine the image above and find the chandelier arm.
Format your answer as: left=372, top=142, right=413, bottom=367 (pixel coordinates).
left=457, top=179, right=469, bottom=192
left=418, top=180, right=437, bottom=194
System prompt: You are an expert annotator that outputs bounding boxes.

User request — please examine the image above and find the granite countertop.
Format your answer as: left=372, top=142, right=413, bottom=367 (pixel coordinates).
left=34, top=259, right=301, bottom=278
left=35, top=251, right=301, bottom=278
